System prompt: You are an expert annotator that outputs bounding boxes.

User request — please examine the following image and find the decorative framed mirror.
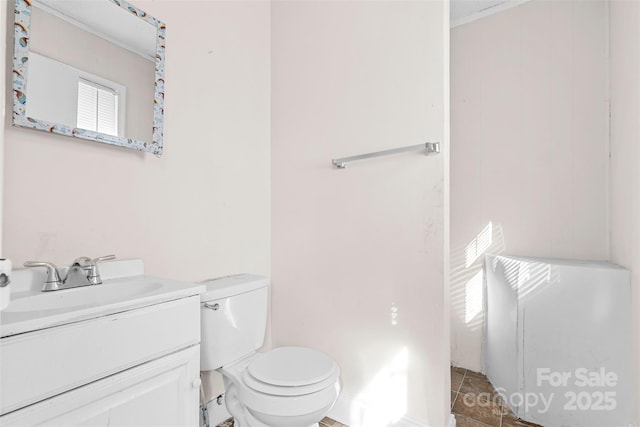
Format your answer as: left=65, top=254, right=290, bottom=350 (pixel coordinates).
left=12, top=0, right=166, bottom=155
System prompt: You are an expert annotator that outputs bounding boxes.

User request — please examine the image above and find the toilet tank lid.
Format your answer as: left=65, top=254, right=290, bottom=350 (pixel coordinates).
left=200, top=274, right=269, bottom=301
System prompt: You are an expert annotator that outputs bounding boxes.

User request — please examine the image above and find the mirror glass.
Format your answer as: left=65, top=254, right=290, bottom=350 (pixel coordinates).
left=12, top=0, right=166, bottom=155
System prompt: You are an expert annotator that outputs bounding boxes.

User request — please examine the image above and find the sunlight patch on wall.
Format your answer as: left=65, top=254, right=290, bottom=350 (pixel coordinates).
left=465, top=222, right=493, bottom=268
left=390, top=302, right=399, bottom=326
left=450, top=221, right=506, bottom=367
left=465, top=270, right=484, bottom=323
left=489, top=255, right=558, bottom=301
left=350, top=347, right=409, bottom=427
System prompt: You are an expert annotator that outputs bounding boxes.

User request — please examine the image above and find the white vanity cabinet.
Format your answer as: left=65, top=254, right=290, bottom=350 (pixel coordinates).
left=3, top=345, right=199, bottom=427
left=0, top=260, right=204, bottom=427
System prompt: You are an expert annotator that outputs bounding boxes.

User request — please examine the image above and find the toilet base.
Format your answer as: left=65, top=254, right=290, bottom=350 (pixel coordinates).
left=224, top=383, right=323, bottom=427
left=241, top=406, right=321, bottom=427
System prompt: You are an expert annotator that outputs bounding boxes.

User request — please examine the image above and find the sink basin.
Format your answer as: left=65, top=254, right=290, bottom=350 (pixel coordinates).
left=6, top=282, right=163, bottom=313
left=0, top=259, right=205, bottom=339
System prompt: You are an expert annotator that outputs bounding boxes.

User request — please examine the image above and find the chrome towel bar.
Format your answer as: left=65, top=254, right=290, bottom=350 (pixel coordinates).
left=332, top=142, right=440, bottom=169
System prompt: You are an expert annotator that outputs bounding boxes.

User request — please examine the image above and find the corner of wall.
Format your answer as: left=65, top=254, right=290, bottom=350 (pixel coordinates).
left=443, top=0, right=452, bottom=417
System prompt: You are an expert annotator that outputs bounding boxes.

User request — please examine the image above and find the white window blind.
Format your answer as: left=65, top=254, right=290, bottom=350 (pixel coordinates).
left=77, top=79, right=118, bottom=136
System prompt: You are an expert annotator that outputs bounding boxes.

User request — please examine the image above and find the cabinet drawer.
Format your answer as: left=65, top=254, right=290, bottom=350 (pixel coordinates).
left=1, top=346, right=200, bottom=426
left=1, top=296, right=200, bottom=415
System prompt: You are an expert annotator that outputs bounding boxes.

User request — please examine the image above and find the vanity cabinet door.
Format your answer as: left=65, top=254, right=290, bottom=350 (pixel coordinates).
left=1, top=345, right=200, bottom=427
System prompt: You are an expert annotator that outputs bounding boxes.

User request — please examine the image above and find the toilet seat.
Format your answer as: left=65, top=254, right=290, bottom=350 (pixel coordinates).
left=220, top=348, right=341, bottom=420
left=242, top=347, right=339, bottom=396
left=249, top=347, right=338, bottom=386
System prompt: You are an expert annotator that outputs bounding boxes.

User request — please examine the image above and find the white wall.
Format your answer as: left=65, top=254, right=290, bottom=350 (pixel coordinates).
left=450, top=0, right=610, bottom=371
left=4, top=1, right=453, bottom=422
left=3, top=0, right=271, bottom=292
left=271, top=1, right=449, bottom=426
left=4, top=0, right=271, bottom=403
left=609, top=1, right=640, bottom=424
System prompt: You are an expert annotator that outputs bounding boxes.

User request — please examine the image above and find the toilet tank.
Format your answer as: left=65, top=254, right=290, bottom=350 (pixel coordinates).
left=200, top=274, right=269, bottom=371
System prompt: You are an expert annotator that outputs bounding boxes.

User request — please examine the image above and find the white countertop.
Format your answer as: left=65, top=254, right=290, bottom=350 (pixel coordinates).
left=0, top=259, right=204, bottom=338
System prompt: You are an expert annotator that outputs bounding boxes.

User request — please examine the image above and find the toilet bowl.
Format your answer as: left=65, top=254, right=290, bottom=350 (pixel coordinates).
left=220, top=349, right=340, bottom=427
left=200, top=275, right=340, bottom=427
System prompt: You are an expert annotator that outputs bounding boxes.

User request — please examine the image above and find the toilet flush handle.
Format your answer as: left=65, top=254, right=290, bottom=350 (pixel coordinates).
left=204, top=302, right=220, bottom=311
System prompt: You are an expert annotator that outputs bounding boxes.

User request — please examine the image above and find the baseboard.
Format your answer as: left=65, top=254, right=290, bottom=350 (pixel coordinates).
left=327, top=394, right=456, bottom=427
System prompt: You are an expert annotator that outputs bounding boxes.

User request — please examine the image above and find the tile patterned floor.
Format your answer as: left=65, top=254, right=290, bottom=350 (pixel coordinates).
left=320, top=417, right=349, bottom=427
left=451, top=366, right=543, bottom=427
left=215, top=416, right=347, bottom=427
left=217, top=367, right=542, bottom=427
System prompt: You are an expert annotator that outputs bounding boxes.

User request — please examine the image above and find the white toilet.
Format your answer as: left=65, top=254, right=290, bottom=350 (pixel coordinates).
left=200, top=274, right=341, bottom=427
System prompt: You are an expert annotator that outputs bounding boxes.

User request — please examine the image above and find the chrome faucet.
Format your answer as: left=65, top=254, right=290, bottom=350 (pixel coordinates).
left=24, top=255, right=116, bottom=292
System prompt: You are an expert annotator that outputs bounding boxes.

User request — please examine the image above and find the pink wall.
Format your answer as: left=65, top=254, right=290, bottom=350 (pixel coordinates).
left=4, top=0, right=271, bottom=401
left=3, top=0, right=271, bottom=282
left=271, top=1, right=449, bottom=425
left=610, top=1, right=640, bottom=423
left=3, top=1, right=455, bottom=421
left=451, top=0, right=610, bottom=371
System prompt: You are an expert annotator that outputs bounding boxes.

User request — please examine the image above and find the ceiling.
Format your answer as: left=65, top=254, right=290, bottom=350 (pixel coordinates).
left=451, top=0, right=529, bottom=27
left=34, top=0, right=157, bottom=60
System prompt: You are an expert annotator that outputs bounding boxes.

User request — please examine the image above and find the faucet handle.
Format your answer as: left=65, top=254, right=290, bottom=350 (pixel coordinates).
left=85, top=254, right=116, bottom=285
left=93, top=255, right=116, bottom=264
left=23, top=261, right=63, bottom=291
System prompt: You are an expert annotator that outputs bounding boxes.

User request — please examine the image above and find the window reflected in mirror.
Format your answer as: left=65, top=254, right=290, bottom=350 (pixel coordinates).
left=12, top=0, right=166, bottom=155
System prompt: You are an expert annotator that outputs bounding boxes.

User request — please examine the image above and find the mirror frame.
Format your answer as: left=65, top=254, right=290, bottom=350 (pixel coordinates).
left=11, top=0, right=166, bottom=156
